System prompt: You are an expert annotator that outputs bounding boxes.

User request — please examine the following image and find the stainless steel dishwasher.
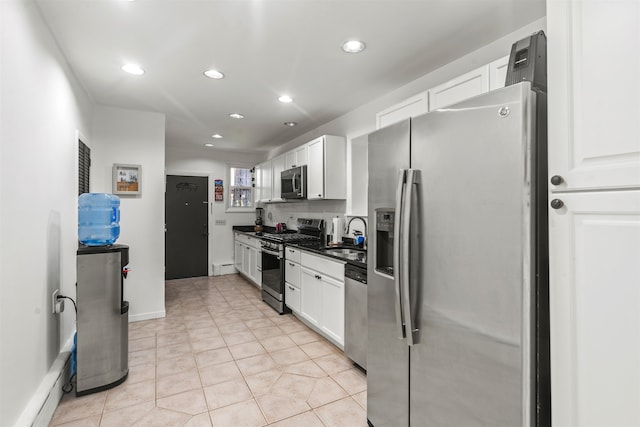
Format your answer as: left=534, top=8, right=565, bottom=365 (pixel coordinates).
left=345, top=263, right=367, bottom=370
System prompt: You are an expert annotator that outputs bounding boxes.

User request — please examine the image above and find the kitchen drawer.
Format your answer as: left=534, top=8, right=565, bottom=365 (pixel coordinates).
left=285, top=246, right=301, bottom=263
left=236, top=232, right=261, bottom=249
left=246, top=236, right=261, bottom=250
left=285, top=282, right=301, bottom=313
left=301, top=251, right=345, bottom=281
left=285, top=260, right=301, bottom=287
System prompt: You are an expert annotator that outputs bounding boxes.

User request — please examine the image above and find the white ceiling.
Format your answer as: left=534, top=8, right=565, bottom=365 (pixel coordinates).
left=36, top=0, right=545, bottom=153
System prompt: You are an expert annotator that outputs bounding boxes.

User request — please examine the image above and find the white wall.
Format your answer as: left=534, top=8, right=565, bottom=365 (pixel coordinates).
left=165, top=146, right=265, bottom=272
left=0, top=1, right=93, bottom=425
left=92, top=106, right=166, bottom=321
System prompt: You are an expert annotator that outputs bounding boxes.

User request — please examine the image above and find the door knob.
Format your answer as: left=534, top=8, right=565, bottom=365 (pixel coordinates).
left=550, top=175, right=564, bottom=185
left=550, top=199, right=564, bottom=209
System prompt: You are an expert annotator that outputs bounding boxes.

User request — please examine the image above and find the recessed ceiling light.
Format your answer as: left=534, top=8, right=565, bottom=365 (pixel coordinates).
left=278, top=95, right=293, bottom=103
left=203, top=69, right=224, bottom=79
left=211, top=134, right=223, bottom=139
left=341, top=40, right=366, bottom=54
left=229, top=113, right=244, bottom=119
left=122, top=64, right=144, bottom=75
left=204, top=143, right=215, bottom=147
left=284, top=122, right=297, bottom=127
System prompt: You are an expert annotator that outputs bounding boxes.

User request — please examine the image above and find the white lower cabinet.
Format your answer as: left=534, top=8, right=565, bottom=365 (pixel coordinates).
left=300, top=267, right=323, bottom=327
left=317, top=273, right=344, bottom=345
left=297, top=251, right=345, bottom=347
left=234, top=233, right=261, bottom=287
left=549, top=190, right=640, bottom=426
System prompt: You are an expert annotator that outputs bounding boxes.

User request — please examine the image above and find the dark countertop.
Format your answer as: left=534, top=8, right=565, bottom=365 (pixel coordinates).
left=232, top=225, right=277, bottom=235
left=233, top=225, right=367, bottom=269
left=287, top=241, right=367, bottom=270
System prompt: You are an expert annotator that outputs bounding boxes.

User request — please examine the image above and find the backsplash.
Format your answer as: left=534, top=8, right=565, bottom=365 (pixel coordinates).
left=262, top=200, right=367, bottom=242
left=262, top=200, right=345, bottom=233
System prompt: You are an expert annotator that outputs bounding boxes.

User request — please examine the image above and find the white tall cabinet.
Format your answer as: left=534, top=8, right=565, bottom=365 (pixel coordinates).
left=547, top=1, right=640, bottom=426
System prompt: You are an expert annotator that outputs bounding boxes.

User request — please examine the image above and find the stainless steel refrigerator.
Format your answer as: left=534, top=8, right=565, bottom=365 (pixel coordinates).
left=367, top=81, right=549, bottom=426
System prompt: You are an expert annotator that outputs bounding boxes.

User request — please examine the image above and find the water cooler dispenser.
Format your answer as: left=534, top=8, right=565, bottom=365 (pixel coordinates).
left=76, top=244, right=129, bottom=395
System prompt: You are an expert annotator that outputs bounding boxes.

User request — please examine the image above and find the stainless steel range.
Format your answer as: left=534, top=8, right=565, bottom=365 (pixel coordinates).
left=261, top=218, right=324, bottom=313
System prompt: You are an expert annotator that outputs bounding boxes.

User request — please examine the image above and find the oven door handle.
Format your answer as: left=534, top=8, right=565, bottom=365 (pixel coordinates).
left=262, top=248, right=282, bottom=259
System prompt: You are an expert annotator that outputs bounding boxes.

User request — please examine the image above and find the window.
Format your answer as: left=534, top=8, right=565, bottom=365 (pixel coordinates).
left=228, top=166, right=253, bottom=209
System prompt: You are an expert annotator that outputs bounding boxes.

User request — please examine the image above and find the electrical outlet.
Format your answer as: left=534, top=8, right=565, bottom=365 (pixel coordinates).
left=52, top=289, right=59, bottom=314
left=215, top=219, right=226, bottom=226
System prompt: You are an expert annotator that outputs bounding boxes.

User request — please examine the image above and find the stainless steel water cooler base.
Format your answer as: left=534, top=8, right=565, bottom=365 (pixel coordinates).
left=76, top=244, right=129, bottom=396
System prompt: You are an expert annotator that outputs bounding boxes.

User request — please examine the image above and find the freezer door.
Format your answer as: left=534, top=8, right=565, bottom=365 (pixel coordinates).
left=367, top=119, right=411, bottom=427
left=409, top=83, right=536, bottom=426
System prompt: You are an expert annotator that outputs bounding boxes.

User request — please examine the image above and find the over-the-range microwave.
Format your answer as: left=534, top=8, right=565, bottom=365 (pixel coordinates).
left=281, top=165, right=307, bottom=199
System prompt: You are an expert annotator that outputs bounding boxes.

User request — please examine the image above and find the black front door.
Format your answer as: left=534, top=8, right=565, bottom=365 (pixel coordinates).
left=165, top=175, right=208, bottom=279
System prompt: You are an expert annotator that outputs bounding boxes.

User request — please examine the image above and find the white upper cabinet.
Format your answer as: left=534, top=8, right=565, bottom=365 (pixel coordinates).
left=294, top=145, right=308, bottom=167
left=284, top=151, right=297, bottom=170
left=307, top=138, right=324, bottom=199
left=307, top=135, right=346, bottom=200
left=256, top=159, right=272, bottom=202
left=489, top=55, right=509, bottom=91
left=548, top=0, right=640, bottom=191
left=428, top=65, right=490, bottom=110
left=376, top=91, right=428, bottom=129
left=284, top=144, right=308, bottom=170
left=271, top=154, right=286, bottom=202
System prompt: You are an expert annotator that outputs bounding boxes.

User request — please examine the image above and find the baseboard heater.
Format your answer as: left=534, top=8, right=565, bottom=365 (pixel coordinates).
left=213, top=263, right=236, bottom=276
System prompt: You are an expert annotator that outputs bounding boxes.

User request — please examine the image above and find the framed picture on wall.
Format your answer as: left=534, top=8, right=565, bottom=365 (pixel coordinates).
left=112, top=163, right=141, bottom=195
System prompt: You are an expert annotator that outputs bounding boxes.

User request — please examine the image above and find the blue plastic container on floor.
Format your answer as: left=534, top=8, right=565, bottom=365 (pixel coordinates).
left=78, top=193, right=120, bottom=246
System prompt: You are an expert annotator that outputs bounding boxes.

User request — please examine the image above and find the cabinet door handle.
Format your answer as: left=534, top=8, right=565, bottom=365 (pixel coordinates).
left=550, top=175, right=564, bottom=185
left=289, top=286, right=295, bottom=291
left=550, top=199, right=564, bottom=209
left=289, top=262, right=295, bottom=267
left=315, top=274, right=321, bottom=280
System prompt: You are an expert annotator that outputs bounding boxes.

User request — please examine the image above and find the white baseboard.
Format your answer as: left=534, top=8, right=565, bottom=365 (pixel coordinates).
left=129, top=310, right=166, bottom=322
left=15, top=335, right=73, bottom=427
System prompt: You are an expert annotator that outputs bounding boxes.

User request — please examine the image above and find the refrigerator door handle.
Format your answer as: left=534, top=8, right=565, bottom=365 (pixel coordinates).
left=393, top=169, right=407, bottom=340
left=402, top=169, right=419, bottom=346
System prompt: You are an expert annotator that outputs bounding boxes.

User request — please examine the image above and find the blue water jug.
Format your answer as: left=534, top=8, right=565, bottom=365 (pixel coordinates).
left=78, top=193, right=120, bottom=246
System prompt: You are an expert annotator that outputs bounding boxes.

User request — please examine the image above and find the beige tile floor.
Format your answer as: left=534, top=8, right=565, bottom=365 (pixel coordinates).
left=50, top=274, right=367, bottom=426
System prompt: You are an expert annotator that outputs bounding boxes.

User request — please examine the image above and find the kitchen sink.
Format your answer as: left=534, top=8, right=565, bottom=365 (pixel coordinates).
left=324, top=248, right=365, bottom=256
left=323, top=247, right=367, bottom=262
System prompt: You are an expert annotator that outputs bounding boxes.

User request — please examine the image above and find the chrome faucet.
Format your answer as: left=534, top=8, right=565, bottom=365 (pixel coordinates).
left=346, top=216, right=367, bottom=249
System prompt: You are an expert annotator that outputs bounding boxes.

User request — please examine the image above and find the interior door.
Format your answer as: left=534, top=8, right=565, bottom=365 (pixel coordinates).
left=165, top=175, right=208, bottom=279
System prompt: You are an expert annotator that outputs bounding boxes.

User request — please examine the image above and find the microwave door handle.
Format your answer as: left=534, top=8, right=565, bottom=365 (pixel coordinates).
left=292, top=175, right=298, bottom=194
left=394, top=169, right=407, bottom=340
